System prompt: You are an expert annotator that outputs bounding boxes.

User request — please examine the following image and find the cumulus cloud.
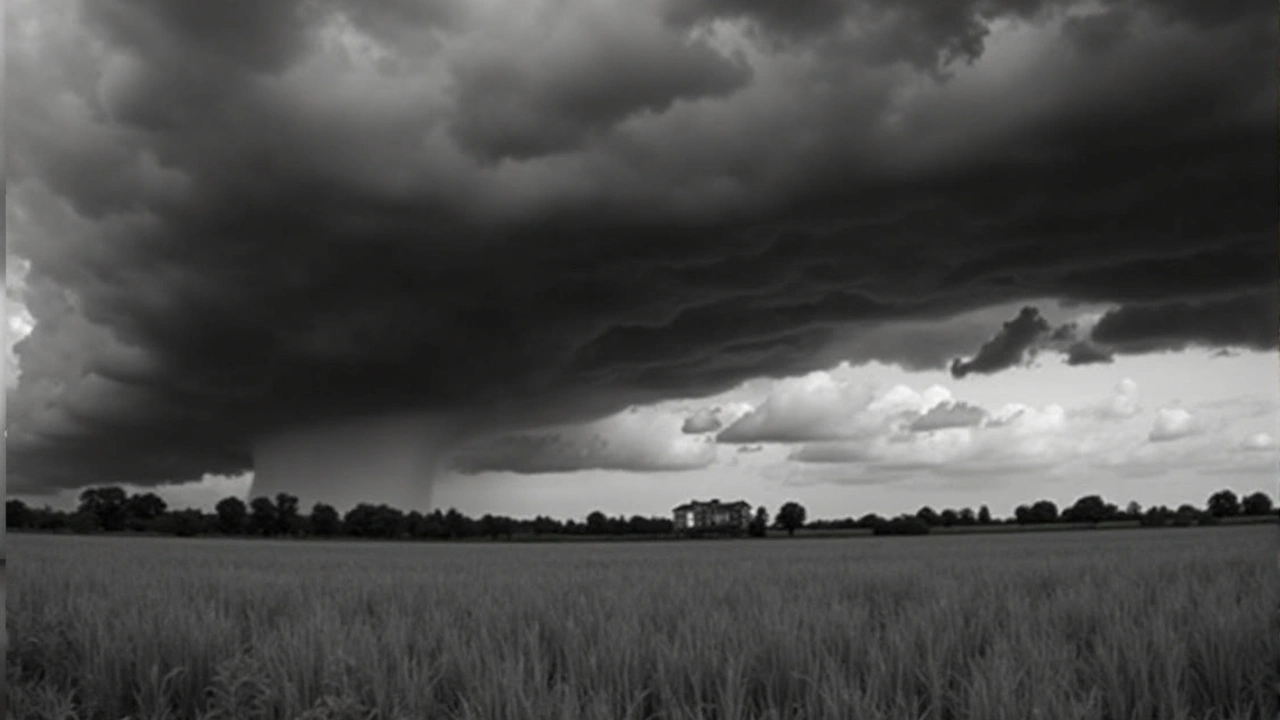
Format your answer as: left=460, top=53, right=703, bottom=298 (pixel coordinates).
left=682, top=407, right=725, bottom=434
left=454, top=406, right=717, bottom=474
left=7, top=0, right=1275, bottom=492
left=716, top=370, right=953, bottom=443
left=1148, top=407, right=1199, bottom=442
left=908, top=401, right=987, bottom=432
left=950, top=307, right=1051, bottom=378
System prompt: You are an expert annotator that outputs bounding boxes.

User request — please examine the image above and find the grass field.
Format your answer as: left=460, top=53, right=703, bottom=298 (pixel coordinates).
left=7, top=525, right=1278, bottom=720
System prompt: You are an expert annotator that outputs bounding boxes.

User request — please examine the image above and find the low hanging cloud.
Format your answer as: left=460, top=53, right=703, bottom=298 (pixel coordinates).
left=1148, top=407, right=1199, bottom=443
left=454, top=406, right=717, bottom=474
left=1089, top=291, right=1279, bottom=354
left=6, top=0, right=1275, bottom=494
left=950, top=307, right=1051, bottom=378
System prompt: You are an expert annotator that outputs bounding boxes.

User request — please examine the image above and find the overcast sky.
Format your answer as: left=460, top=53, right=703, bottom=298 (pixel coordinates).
left=7, top=0, right=1277, bottom=519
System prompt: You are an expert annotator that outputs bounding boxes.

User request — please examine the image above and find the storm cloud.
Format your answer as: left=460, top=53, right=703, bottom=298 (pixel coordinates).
left=950, top=307, right=1051, bottom=378
left=7, top=0, right=1275, bottom=494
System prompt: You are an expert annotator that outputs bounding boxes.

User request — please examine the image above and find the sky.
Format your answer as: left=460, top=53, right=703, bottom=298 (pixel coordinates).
left=6, top=0, right=1278, bottom=520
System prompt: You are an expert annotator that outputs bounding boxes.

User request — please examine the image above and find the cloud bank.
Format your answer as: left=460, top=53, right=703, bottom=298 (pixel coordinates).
left=7, top=0, right=1275, bottom=492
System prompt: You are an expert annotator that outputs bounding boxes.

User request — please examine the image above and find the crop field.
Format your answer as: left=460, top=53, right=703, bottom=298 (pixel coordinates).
left=7, top=525, right=1278, bottom=720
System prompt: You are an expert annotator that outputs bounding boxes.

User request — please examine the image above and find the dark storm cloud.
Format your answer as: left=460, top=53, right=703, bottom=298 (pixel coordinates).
left=1090, top=291, right=1279, bottom=353
left=908, top=402, right=987, bottom=432
left=681, top=408, right=725, bottom=434
left=950, top=307, right=1051, bottom=378
left=7, top=0, right=1276, bottom=491
left=1064, top=341, right=1115, bottom=366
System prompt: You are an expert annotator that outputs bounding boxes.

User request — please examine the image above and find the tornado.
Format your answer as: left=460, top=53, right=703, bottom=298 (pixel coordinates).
left=250, top=411, right=459, bottom=512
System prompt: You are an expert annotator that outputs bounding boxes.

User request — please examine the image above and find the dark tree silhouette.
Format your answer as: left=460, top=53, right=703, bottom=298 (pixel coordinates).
left=916, top=506, right=939, bottom=526
left=249, top=497, right=278, bottom=536
left=1206, top=489, right=1240, bottom=518
left=275, top=493, right=301, bottom=535
left=775, top=502, right=807, bottom=536
left=310, top=503, right=342, bottom=536
left=126, top=493, right=168, bottom=523
left=749, top=506, right=769, bottom=537
left=214, top=497, right=248, bottom=534
left=7, top=499, right=32, bottom=530
left=1242, top=491, right=1273, bottom=516
left=586, top=510, right=608, bottom=535
left=78, top=486, right=129, bottom=532
left=977, top=505, right=992, bottom=524
left=1063, top=495, right=1108, bottom=524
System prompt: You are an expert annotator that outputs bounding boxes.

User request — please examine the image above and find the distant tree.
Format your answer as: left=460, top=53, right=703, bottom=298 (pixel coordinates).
left=532, top=515, right=561, bottom=536
left=1173, top=504, right=1200, bottom=527
left=977, top=505, right=992, bottom=525
left=939, top=509, right=959, bottom=527
left=749, top=506, right=769, bottom=537
left=958, top=508, right=977, bottom=526
left=69, top=511, right=102, bottom=533
left=443, top=508, right=470, bottom=538
left=158, top=509, right=207, bottom=537
left=344, top=504, right=406, bottom=538
left=310, top=503, right=342, bottom=536
left=6, top=499, right=31, bottom=530
left=214, top=497, right=248, bottom=534
left=248, top=497, right=278, bottom=536
left=1242, top=491, right=1274, bottom=516
left=1063, top=495, right=1108, bottom=524
left=1124, top=501, right=1143, bottom=520
left=586, top=510, right=609, bottom=535
left=126, top=493, right=168, bottom=525
left=274, top=493, right=301, bottom=535
left=1140, top=505, right=1172, bottom=527
left=1029, top=500, right=1059, bottom=524
left=872, top=515, right=930, bottom=536
left=856, top=513, right=883, bottom=529
left=775, top=502, right=807, bottom=536
left=916, top=506, right=940, bottom=526
left=1014, top=504, right=1032, bottom=525
left=1206, top=489, right=1240, bottom=518
left=78, top=486, right=129, bottom=532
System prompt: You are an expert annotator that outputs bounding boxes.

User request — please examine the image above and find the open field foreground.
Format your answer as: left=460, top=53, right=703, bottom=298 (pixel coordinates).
left=8, top=526, right=1278, bottom=720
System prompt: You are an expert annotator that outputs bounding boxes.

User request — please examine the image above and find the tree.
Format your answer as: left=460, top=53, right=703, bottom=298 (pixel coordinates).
left=977, top=505, right=992, bottom=524
left=1029, top=500, right=1059, bottom=524
left=310, top=503, right=342, bottom=536
left=958, top=508, right=977, bottom=526
left=249, top=497, right=278, bottom=536
left=1242, top=491, right=1274, bottom=516
left=1063, top=495, right=1108, bottom=524
left=775, top=501, right=807, bottom=536
left=443, top=508, right=470, bottom=538
left=78, top=486, right=129, bottom=532
left=7, top=499, right=32, bottom=530
left=916, top=506, right=940, bottom=526
left=275, top=493, right=301, bottom=535
left=749, top=506, right=769, bottom=537
left=1206, top=489, right=1240, bottom=518
left=586, top=510, right=608, bottom=535
left=1173, top=504, right=1200, bottom=527
left=126, top=493, right=168, bottom=524
left=1124, top=501, right=1142, bottom=520
left=939, top=509, right=959, bottom=527
left=214, top=497, right=248, bottom=534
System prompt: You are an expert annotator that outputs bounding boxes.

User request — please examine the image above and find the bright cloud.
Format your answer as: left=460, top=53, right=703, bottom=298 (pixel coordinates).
left=1148, top=408, right=1198, bottom=442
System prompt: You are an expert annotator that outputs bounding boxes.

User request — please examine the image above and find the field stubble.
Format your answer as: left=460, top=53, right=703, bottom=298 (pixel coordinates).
left=7, top=526, right=1278, bottom=720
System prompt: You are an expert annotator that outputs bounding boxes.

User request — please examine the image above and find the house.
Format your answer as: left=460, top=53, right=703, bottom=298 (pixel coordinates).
left=672, top=499, right=752, bottom=534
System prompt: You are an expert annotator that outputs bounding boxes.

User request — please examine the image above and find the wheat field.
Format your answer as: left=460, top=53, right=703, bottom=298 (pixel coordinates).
left=7, top=525, right=1278, bottom=720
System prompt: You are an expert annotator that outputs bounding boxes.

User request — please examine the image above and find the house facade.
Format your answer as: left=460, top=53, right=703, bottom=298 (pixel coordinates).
left=672, top=499, right=752, bottom=534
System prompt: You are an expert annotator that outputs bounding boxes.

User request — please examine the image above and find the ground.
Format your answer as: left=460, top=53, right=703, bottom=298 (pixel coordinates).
left=6, top=525, right=1278, bottom=719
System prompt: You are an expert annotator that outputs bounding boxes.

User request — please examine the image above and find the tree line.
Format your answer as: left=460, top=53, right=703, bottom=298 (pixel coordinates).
left=5, top=487, right=1273, bottom=541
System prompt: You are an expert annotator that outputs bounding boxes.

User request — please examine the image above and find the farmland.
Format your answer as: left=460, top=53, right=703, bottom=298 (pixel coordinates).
left=7, top=525, right=1278, bottom=720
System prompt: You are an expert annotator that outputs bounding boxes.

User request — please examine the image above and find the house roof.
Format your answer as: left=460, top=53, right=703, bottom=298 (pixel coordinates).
left=672, top=499, right=751, bottom=512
